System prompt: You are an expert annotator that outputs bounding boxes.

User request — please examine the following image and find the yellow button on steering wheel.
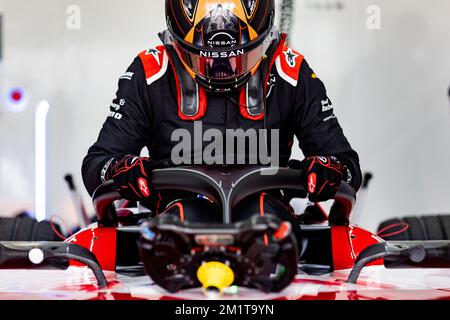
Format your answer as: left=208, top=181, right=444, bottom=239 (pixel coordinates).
left=197, top=261, right=235, bottom=296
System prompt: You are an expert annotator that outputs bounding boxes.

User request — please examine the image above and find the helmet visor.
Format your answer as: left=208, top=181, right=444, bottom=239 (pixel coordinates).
left=174, top=41, right=265, bottom=80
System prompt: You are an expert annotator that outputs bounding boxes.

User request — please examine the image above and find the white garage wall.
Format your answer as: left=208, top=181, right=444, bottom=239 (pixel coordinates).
left=289, top=0, right=450, bottom=230
left=0, top=0, right=449, bottom=231
left=0, top=0, right=167, bottom=225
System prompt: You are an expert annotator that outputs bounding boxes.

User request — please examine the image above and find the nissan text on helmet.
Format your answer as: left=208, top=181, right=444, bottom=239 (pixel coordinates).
left=165, top=0, right=277, bottom=92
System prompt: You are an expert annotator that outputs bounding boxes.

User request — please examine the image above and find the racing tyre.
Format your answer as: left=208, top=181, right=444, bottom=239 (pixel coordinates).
left=377, top=218, right=408, bottom=241
left=377, top=215, right=450, bottom=241
left=422, top=216, right=445, bottom=240
left=438, top=215, right=450, bottom=240
left=0, top=217, right=62, bottom=241
left=403, top=217, right=426, bottom=240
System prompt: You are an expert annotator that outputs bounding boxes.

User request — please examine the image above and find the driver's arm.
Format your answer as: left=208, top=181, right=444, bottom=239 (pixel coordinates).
left=293, top=60, right=362, bottom=196
left=82, top=57, right=153, bottom=196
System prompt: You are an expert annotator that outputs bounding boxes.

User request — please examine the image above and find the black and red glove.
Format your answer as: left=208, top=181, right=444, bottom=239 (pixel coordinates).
left=102, top=155, right=153, bottom=201
left=301, top=156, right=347, bottom=202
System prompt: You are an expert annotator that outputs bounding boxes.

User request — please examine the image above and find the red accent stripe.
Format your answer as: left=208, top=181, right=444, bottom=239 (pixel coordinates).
left=274, top=222, right=290, bottom=241
left=138, top=46, right=165, bottom=80
left=173, top=203, right=185, bottom=222
left=259, top=193, right=269, bottom=247
left=128, top=183, right=140, bottom=198
left=317, top=179, right=330, bottom=196
left=162, top=202, right=185, bottom=223
left=156, top=192, right=163, bottom=214
left=377, top=223, right=410, bottom=239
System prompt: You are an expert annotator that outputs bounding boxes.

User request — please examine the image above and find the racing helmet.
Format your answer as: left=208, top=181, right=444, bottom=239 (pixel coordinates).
left=165, top=0, right=277, bottom=92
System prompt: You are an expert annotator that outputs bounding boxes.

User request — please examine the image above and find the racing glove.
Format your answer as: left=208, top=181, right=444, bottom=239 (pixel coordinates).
left=296, top=156, right=347, bottom=203
left=102, top=155, right=153, bottom=201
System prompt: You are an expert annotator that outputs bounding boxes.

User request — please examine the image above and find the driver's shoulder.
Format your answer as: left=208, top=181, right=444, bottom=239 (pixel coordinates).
left=273, top=45, right=305, bottom=87
left=136, top=45, right=170, bottom=86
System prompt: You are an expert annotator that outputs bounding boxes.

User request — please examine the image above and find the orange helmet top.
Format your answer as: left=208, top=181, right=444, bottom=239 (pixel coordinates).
left=165, top=0, right=277, bottom=92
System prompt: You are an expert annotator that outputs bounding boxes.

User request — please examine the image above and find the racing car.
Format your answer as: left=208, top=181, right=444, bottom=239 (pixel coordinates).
left=1, top=166, right=450, bottom=300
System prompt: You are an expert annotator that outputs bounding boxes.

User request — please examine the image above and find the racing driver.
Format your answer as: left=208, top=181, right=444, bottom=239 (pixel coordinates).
left=82, top=0, right=362, bottom=235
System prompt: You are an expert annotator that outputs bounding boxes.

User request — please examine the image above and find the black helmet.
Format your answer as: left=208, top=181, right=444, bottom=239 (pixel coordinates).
left=165, top=0, right=277, bottom=92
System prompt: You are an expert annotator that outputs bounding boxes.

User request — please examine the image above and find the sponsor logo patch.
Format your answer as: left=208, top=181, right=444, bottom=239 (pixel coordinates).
left=109, top=111, right=122, bottom=120
left=145, top=48, right=161, bottom=66
left=207, top=32, right=237, bottom=47
left=318, top=156, right=329, bottom=164
left=200, top=49, right=245, bottom=58
left=110, top=99, right=126, bottom=111
left=138, top=178, right=150, bottom=197
left=266, top=73, right=276, bottom=98
left=109, top=99, right=125, bottom=120
left=321, top=99, right=334, bottom=112
left=308, top=173, right=317, bottom=194
left=119, top=72, right=134, bottom=81
left=284, top=48, right=300, bottom=68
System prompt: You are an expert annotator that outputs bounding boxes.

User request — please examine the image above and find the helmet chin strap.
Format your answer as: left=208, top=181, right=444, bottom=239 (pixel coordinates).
left=158, top=29, right=283, bottom=121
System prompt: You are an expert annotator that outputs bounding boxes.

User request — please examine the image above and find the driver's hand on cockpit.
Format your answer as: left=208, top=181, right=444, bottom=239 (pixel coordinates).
left=300, top=156, right=347, bottom=203
left=102, top=155, right=153, bottom=201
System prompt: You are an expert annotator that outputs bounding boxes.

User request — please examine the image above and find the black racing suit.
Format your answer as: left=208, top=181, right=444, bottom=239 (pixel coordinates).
left=82, top=40, right=362, bottom=221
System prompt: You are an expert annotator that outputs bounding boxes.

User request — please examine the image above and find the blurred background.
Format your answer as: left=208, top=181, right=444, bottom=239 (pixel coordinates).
left=0, top=0, right=449, bottom=232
